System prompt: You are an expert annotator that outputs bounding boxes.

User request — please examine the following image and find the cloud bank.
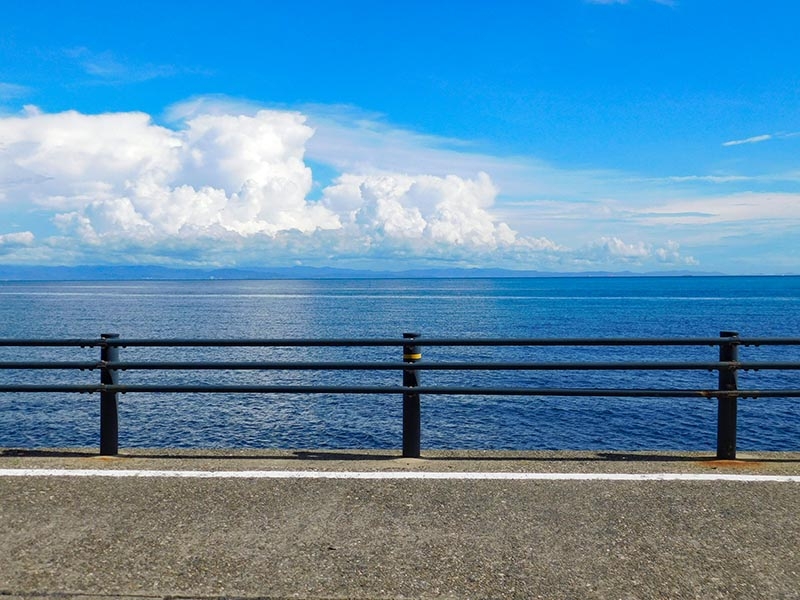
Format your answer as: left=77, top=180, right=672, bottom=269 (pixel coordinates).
left=0, top=104, right=699, bottom=270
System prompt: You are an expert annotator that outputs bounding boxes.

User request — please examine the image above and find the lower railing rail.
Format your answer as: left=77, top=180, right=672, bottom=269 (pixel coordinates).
left=1, top=331, right=798, bottom=459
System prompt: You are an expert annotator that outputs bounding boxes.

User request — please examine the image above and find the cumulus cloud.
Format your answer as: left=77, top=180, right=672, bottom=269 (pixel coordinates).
left=0, top=103, right=717, bottom=271
left=1, top=105, right=563, bottom=267
left=1, top=108, right=340, bottom=245
left=0, top=231, right=34, bottom=247
left=322, top=172, right=523, bottom=248
left=0, top=231, right=35, bottom=257
left=580, top=237, right=696, bottom=266
left=592, top=236, right=651, bottom=259
left=655, top=240, right=697, bottom=264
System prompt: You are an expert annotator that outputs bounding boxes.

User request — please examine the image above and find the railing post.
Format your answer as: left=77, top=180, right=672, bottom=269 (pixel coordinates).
left=100, top=333, right=120, bottom=456
left=402, top=332, right=421, bottom=458
left=716, top=330, right=739, bottom=460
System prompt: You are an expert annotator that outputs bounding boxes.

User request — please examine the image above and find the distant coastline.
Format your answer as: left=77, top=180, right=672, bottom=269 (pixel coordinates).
left=0, top=264, right=759, bottom=281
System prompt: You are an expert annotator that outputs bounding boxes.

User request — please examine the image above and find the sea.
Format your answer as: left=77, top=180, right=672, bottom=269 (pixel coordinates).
left=0, top=276, right=798, bottom=452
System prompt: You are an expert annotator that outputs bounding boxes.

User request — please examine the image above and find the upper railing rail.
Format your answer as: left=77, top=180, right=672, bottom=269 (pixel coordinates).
left=2, top=335, right=799, bottom=347
left=1, top=332, right=798, bottom=459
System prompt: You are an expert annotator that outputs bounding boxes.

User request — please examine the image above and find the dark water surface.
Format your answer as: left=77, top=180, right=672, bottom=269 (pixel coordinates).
left=1, top=276, right=798, bottom=451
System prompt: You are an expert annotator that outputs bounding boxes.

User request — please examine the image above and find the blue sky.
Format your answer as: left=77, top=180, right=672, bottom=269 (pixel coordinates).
left=1, top=0, right=798, bottom=273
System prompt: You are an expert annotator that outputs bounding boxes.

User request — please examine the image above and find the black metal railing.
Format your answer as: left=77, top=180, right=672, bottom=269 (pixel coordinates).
left=1, top=331, right=798, bottom=459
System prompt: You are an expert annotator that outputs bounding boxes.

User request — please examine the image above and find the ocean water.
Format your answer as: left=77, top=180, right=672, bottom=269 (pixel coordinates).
left=0, top=276, right=798, bottom=451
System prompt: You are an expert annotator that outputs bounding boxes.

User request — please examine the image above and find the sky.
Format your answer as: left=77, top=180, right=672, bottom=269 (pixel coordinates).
left=0, top=0, right=798, bottom=274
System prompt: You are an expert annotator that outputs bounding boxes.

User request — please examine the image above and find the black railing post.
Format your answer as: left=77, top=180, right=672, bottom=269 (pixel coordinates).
left=402, top=332, right=422, bottom=458
left=717, top=330, right=739, bottom=460
left=100, top=333, right=120, bottom=455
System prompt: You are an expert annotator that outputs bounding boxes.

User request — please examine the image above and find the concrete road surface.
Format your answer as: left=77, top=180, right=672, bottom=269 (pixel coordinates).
left=0, top=449, right=798, bottom=599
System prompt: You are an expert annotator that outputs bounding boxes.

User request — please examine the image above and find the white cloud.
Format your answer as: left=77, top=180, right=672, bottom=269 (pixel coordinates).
left=655, top=175, right=753, bottom=184
left=0, top=231, right=34, bottom=247
left=722, top=134, right=773, bottom=147
left=655, top=240, right=696, bottom=265
left=323, top=172, right=523, bottom=248
left=593, top=236, right=651, bottom=259
left=579, top=237, right=696, bottom=266
left=722, top=131, right=800, bottom=147
left=0, top=83, right=31, bottom=101
left=633, top=192, right=800, bottom=227
left=1, top=107, right=341, bottom=245
left=65, top=47, right=182, bottom=83
left=0, top=231, right=35, bottom=258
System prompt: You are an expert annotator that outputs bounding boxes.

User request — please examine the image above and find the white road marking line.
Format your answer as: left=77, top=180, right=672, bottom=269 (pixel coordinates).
left=0, top=468, right=798, bottom=482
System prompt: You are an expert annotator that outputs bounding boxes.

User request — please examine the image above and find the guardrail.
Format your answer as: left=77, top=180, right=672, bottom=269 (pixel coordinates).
left=1, top=331, right=798, bottom=459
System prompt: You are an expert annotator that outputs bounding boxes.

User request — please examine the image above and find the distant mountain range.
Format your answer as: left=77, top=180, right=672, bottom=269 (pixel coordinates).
left=0, top=264, right=739, bottom=281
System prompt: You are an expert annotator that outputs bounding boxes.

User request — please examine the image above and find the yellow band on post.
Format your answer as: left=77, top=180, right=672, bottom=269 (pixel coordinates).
left=403, top=353, right=422, bottom=360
